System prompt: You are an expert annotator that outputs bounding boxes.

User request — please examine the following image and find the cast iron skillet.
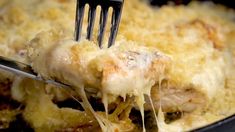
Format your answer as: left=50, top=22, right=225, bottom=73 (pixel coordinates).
left=148, top=0, right=235, bottom=131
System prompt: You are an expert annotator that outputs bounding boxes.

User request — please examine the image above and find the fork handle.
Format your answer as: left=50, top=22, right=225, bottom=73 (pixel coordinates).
left=0, top=56, right=70, bottom=88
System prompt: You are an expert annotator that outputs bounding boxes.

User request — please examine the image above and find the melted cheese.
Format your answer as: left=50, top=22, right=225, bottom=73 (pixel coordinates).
left=0, top=0, right=234, bottom=131
left=29, top=36, right=170, bottom=131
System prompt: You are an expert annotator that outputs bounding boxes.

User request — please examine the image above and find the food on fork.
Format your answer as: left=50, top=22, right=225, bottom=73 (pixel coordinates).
left=0, top=0, right=235, bottom=131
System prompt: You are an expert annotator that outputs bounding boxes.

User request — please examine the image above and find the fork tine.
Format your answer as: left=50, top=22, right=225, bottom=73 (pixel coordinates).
left=98, top=7, right=109, bottom=48
left=75, top=0, right=85, bottom=41
left=108, top=8, right=122, bottom=48
left=75, top=0, right=124, bottom=48
left=87, top=5, right=96, bottom=40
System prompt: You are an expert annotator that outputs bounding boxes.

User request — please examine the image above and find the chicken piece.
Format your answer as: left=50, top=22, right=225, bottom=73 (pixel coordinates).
left=27, top=29, right=214, bottom=114
left=27, top=29, right=170, bottom=102
left=145, top=86, right=206, bottom=112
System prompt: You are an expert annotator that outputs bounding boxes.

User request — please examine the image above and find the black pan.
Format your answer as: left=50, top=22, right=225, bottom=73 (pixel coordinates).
left=194, top=114, right=235, bottom=132
left=148, top=0, right=235, bottom=131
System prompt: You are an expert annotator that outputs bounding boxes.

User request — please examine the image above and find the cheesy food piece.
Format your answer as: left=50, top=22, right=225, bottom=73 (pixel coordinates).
left=0, top=0, right=234, bottom=131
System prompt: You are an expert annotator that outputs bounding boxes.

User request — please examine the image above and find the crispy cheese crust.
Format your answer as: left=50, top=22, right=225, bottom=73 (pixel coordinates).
left=0, top=0, right=235, bottom=131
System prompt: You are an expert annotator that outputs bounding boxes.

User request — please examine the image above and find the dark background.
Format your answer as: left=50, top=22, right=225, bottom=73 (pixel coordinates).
left=149, top=0, right=235, bottom=9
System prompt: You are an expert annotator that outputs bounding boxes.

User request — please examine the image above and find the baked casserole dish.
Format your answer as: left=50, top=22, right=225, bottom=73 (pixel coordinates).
left=0, top=0, right=235, bottom=131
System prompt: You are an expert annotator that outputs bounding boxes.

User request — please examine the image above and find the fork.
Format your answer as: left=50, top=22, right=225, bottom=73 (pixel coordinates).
left=0, top=1, right=124, bottom=88
left=74, top=0, right=124, bottom=48
left=0, top=56, right=70, bottom=88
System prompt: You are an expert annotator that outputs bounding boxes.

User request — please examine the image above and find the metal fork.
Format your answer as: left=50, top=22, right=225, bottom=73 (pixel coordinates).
left=74, top=0, right=124, bottom=48
left=0, top=1, right=124, bottom=88
left=0, top=56, right=70, bottom=88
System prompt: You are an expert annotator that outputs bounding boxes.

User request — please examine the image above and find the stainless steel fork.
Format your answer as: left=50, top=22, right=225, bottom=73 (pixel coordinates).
left=0, top=1, right=124, bottom=88
left=74, top=0, right=124, bottom=48
left=0, top=56, right=70, bottom=88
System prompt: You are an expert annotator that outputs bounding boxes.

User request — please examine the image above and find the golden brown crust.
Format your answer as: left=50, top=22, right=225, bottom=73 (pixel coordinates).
left=0, top=0, right=235, bottom=131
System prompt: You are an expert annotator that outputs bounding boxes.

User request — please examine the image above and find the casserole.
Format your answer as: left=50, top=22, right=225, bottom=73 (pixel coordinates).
left=150, top=0, right=235, bottom=131
left=0, top=0, right=235, bottom=131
